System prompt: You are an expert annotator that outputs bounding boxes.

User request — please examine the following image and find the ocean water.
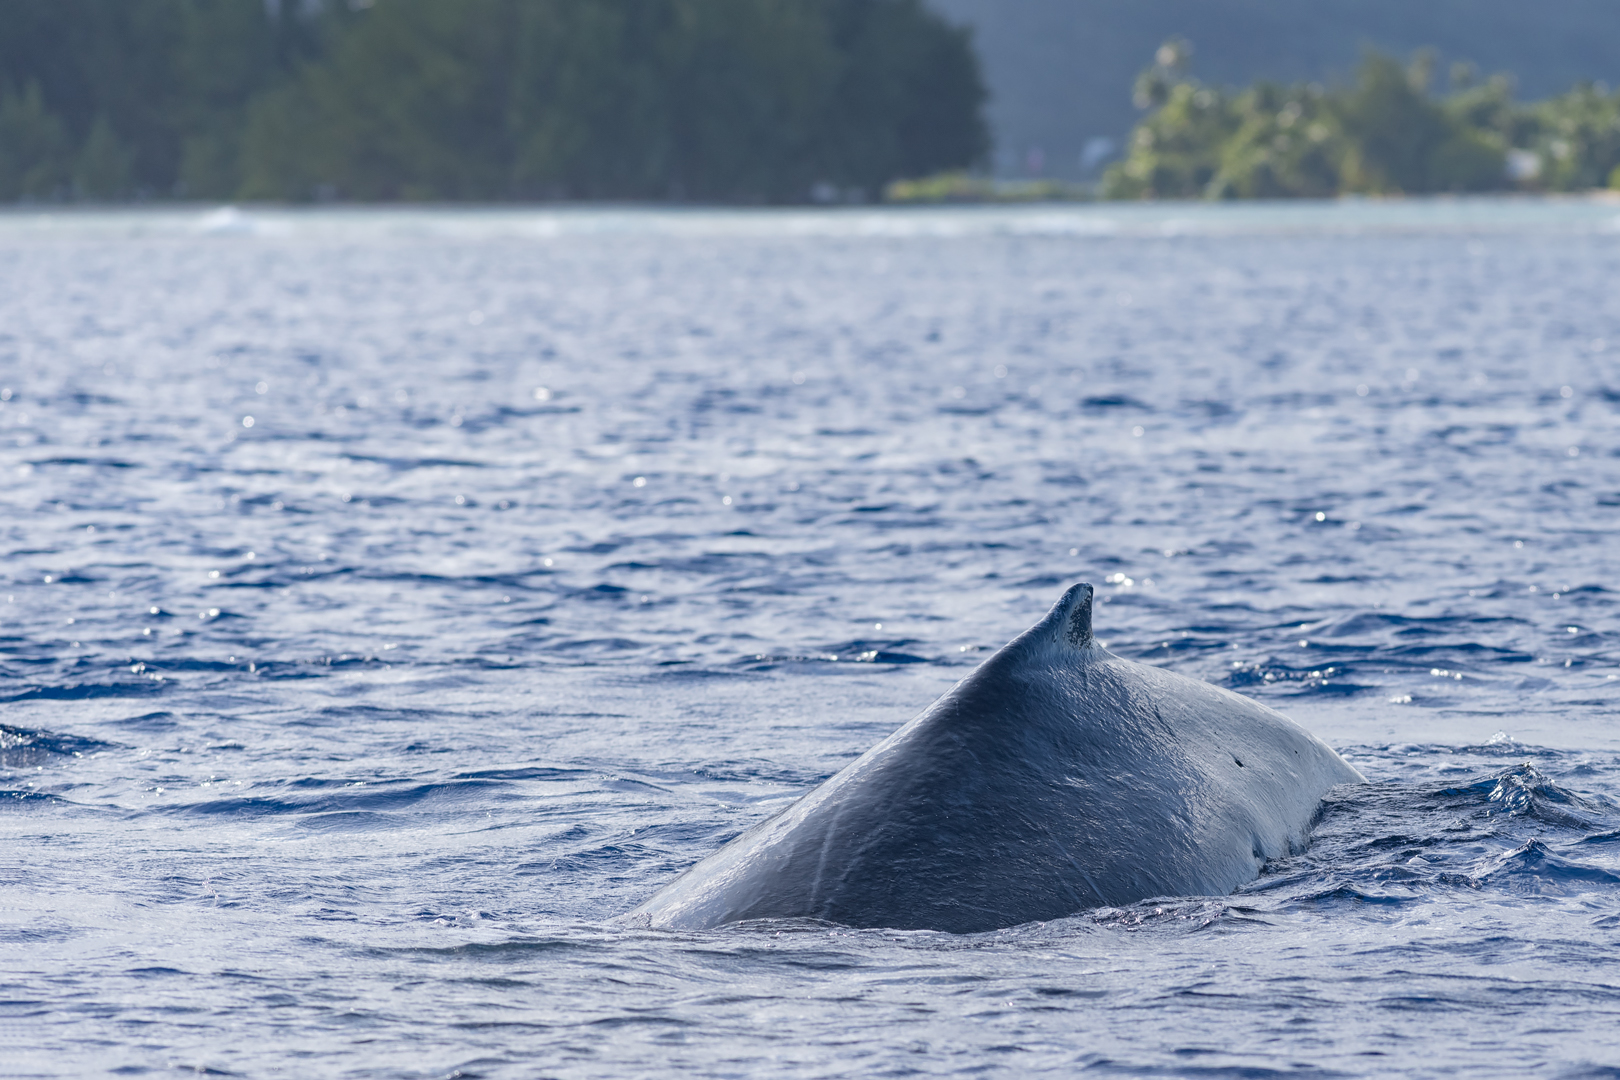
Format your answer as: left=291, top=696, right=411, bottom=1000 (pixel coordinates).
left=3, top=199, right=1620, bottom=1078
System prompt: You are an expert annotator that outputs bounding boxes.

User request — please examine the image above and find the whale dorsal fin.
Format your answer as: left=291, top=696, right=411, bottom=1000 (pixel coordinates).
left=1057, top=582, right=1095, bottom=648
left=993, top=583, right=1099, bottom=668
left=1030, top=582, right=1095, bottom=651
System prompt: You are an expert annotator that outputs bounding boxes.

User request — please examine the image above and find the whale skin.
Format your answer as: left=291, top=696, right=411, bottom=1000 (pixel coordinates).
left=626, top=583, right=1365, bottom=933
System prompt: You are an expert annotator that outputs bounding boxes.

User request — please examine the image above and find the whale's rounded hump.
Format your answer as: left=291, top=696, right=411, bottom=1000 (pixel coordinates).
left=625, top=582, right=1366, bottom=933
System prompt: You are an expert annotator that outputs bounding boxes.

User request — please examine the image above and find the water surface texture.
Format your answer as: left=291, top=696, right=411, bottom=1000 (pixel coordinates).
left=4, top=201, right=1620, bottom=1077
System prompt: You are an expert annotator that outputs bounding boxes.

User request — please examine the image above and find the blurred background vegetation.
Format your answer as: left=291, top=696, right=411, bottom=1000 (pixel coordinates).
left=0, top=0, right=1616, bottom=203
left=931, top=0, right=1620, bottom=184
left=1102, top=41, right=1620, bottom=199
left=0, top=0, right=986, bottom=202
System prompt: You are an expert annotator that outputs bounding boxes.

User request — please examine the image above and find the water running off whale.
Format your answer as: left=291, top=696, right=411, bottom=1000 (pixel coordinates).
left=627, top=583, right=1366, bottom=933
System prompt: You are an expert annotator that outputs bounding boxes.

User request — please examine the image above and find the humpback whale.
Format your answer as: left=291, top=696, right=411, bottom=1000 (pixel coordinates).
left=627, top=583, right=1364, bottom=933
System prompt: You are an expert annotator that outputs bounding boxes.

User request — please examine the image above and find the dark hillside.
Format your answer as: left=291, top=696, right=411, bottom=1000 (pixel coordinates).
left=0, top=0, right=986, bottom=202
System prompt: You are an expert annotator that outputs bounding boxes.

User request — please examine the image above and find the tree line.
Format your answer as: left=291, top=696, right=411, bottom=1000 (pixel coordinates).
left=0, top=0, right=988, bottom=203
left=1104, top=41, right=1620, bottom=198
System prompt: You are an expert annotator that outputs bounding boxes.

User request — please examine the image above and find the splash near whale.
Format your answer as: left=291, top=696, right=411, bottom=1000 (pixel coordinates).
left=627, top=583, right=1365, bottom=933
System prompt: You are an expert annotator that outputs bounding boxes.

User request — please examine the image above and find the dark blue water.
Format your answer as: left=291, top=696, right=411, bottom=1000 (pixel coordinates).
left=4, top=202, right=1620, bottom=1077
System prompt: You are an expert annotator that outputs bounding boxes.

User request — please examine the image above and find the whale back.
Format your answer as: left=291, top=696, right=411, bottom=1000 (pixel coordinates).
left=628, top=583, right=1364, bottom=933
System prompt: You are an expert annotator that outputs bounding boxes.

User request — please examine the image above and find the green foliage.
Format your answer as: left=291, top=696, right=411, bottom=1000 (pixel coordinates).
left=823, top=0, right=990, bottom=193
left=242, top=0, right=517, bottom=200
left=1106, top=47, right=1355, bottom=199
left=0, top=82, right=71, bottom=199
left=1104, top=81, right=1234, bottom=198
left=172, top=0, right=313, bottom=196
left=1209, top=85, right=1342, bottom=199
left=1336, top=52, right=1448, bottom=191
left=0, top=0, right=322, bottom=198
left=497, top=0, right=841, bottom=201
left=73, top=115, right=136, bottom=199
left=884, top=171, right=1086, bottom=202
left=241, top=0, right=986, bottom=202
left=1529, top=83, right=1620, bottom=192
left=1, top=0, right=985, bottom=203
left=1104, top=43, right=1620, bottom=200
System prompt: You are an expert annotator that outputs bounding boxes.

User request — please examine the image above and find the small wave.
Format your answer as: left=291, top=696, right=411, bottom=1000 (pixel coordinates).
left=0, top=789, right=64, bottom=804
left=1435, top=763, right=1614, bottom=828
left=1286, top=884, right=1418, bottom=907
left=1384, top=642, right=1535, bottom=663
left=0, top=681, right=164, bottom=704
left=292, top=810, right=400, bottom=833
left=1475, top=840, right=1620, bottom=894
left=821, top=640, right=932, bottom=664
left=105, top=711, right=182, bottom=731
left=162, top=778, right=507, bottom=819
left=543, top=637, right=652, bottom=657
left=1223, top=660, right=1370, bottom=696
left=1079, top=394, right=1152, bottom=411
left=0, top=724, right=120, bottom=768
left=1239, top=754, right=1620, bottom=910
left=1088, top=898, right=1247, bottom=931
left=26, top=456, right=139, bottom=469
left=340, top=453, right=488, bottom=471
left=1312, top=611, right=1517, bottom=639
left=456, top=766, right=599, bottom=782
left=738, top=643, right=934, bottom=670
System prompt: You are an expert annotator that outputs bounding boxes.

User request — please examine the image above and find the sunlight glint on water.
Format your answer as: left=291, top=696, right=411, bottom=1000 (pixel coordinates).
left=2, top=202, right=1619, bottom=1078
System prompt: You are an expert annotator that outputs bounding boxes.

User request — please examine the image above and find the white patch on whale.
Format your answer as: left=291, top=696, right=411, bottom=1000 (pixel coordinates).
left=626, top=583, right=1366, bottom=933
